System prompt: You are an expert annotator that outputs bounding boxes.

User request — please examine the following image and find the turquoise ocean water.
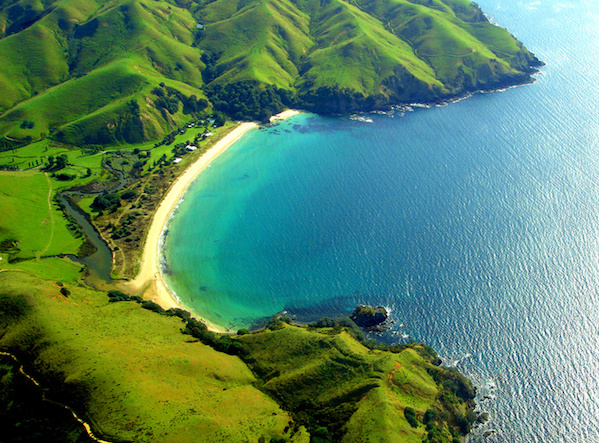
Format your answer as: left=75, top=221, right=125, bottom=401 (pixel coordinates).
left=163, top=0, right=599, bottom=440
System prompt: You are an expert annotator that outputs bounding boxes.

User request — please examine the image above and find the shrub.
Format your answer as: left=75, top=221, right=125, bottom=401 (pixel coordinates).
left=54, top=173, right=76, bottom=181
left=404, top=407, right=418, bottom=428
left=423, top=409, right=438, bottom=424
left=309, top=317, right=336, bottom=328
left=91, top=193, right=120, bottom=211
left=141, top=300, right=165, bottom=313
left=121, top=189, right=138, bottom=201
left=166, top=308, right=192, bottom=321
left=107, top=290, right=131, bottom=302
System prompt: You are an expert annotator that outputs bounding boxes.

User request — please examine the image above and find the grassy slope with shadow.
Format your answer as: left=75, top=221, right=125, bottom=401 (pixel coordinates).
left=0, top=271, right=299, bottom=443
left=0, top=171, right=83, bottom=260
left=0, top=270, right=476, bottom=442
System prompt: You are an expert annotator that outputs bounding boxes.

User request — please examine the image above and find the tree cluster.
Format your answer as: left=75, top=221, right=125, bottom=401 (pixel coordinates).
left=19, top=120, right=35, bottom=129
left=44, top=154, right=68, bottom=172
left=91, top=192, right=120, bottom=212
left=200, top=51, right=221, bottom=84
left=205, top=80, right=291, bottom=122
left=151, top=84, right=208, bottom=117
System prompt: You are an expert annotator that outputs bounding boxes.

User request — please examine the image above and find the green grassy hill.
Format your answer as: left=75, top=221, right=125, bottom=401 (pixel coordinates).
left=0, top=0, right=540, bottom=145
left=0, top=271, right=299, bottom=442
left=239, top=320, right=476, bottom=442
left=0, top=271, right=476, bottom=442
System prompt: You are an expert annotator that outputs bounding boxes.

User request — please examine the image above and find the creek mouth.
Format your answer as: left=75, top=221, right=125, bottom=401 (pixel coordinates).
left=58, top=163, right=130, bottom=286
left=59, top=193, right=113, bottom=285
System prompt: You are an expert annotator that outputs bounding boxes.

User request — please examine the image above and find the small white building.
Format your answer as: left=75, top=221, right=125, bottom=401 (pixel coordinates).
left=196, top=23, right=204, bottom=29
left=203, top=132, right=213, bottom=137
left=186, top=145, right=198, bottom=151
left=173, top=157, right=183, bottom=164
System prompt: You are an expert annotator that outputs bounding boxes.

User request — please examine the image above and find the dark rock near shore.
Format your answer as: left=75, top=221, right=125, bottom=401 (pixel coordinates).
left=350, top=305, right=388, bottom=328
left=477, top=412, right=490, bottom=424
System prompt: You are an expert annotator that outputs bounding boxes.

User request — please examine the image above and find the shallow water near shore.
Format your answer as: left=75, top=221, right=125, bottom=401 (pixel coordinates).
left=163, top=0, right=599, bottom=440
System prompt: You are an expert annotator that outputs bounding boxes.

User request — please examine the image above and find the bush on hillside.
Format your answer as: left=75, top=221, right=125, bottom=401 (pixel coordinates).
left=54, top=172, right=76, bottom=181
left=404, top=407, right=418, bottom=428
left=91, top=192, right=120, bottom=211
left=121, top=189, right=138, bottom=201
left=205, top=80, right=290, bottom=122
left=107, top=290, right=131, bottom=302
left=141, top=300, right=165, bottom=314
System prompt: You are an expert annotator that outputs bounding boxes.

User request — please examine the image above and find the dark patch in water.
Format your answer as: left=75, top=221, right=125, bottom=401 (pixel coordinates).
left=283, top=295, right=362, bottom=323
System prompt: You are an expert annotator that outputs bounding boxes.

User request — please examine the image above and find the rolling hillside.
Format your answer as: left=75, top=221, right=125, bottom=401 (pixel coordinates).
left=0, top=271, right=477, bottom=442
left=0, top=0, right=541, bottom=145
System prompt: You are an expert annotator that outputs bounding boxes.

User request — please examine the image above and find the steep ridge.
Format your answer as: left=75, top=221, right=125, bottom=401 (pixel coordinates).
left=0, top=0, right=541, bottom=145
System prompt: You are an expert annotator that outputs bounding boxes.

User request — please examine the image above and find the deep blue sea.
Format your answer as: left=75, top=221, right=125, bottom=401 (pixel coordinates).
left=163, top=0, right=599, bottom=440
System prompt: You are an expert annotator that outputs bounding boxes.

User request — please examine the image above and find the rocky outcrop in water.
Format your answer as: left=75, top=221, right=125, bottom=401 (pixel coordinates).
left=350, top=305, right=388, bottom=328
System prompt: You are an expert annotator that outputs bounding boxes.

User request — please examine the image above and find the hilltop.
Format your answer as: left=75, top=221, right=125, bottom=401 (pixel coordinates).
left=0, top=0, right=541, bottom=146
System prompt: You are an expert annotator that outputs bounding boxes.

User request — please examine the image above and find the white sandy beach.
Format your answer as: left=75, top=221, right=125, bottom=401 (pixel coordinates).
left=269, top=109, right=302, bottom=122
left=126, top=110, right=301, bottom=332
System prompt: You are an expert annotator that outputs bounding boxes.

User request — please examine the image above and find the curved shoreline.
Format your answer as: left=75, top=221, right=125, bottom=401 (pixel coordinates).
left=126, top=110, right=302, bottom=332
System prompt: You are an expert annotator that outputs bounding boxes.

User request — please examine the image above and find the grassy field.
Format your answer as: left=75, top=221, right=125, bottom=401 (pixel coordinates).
left=0, top=258, right=83, bottom=282
left=0, top=171, right=83, bottom=259
left=0, top=271, right=300, bottom=442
